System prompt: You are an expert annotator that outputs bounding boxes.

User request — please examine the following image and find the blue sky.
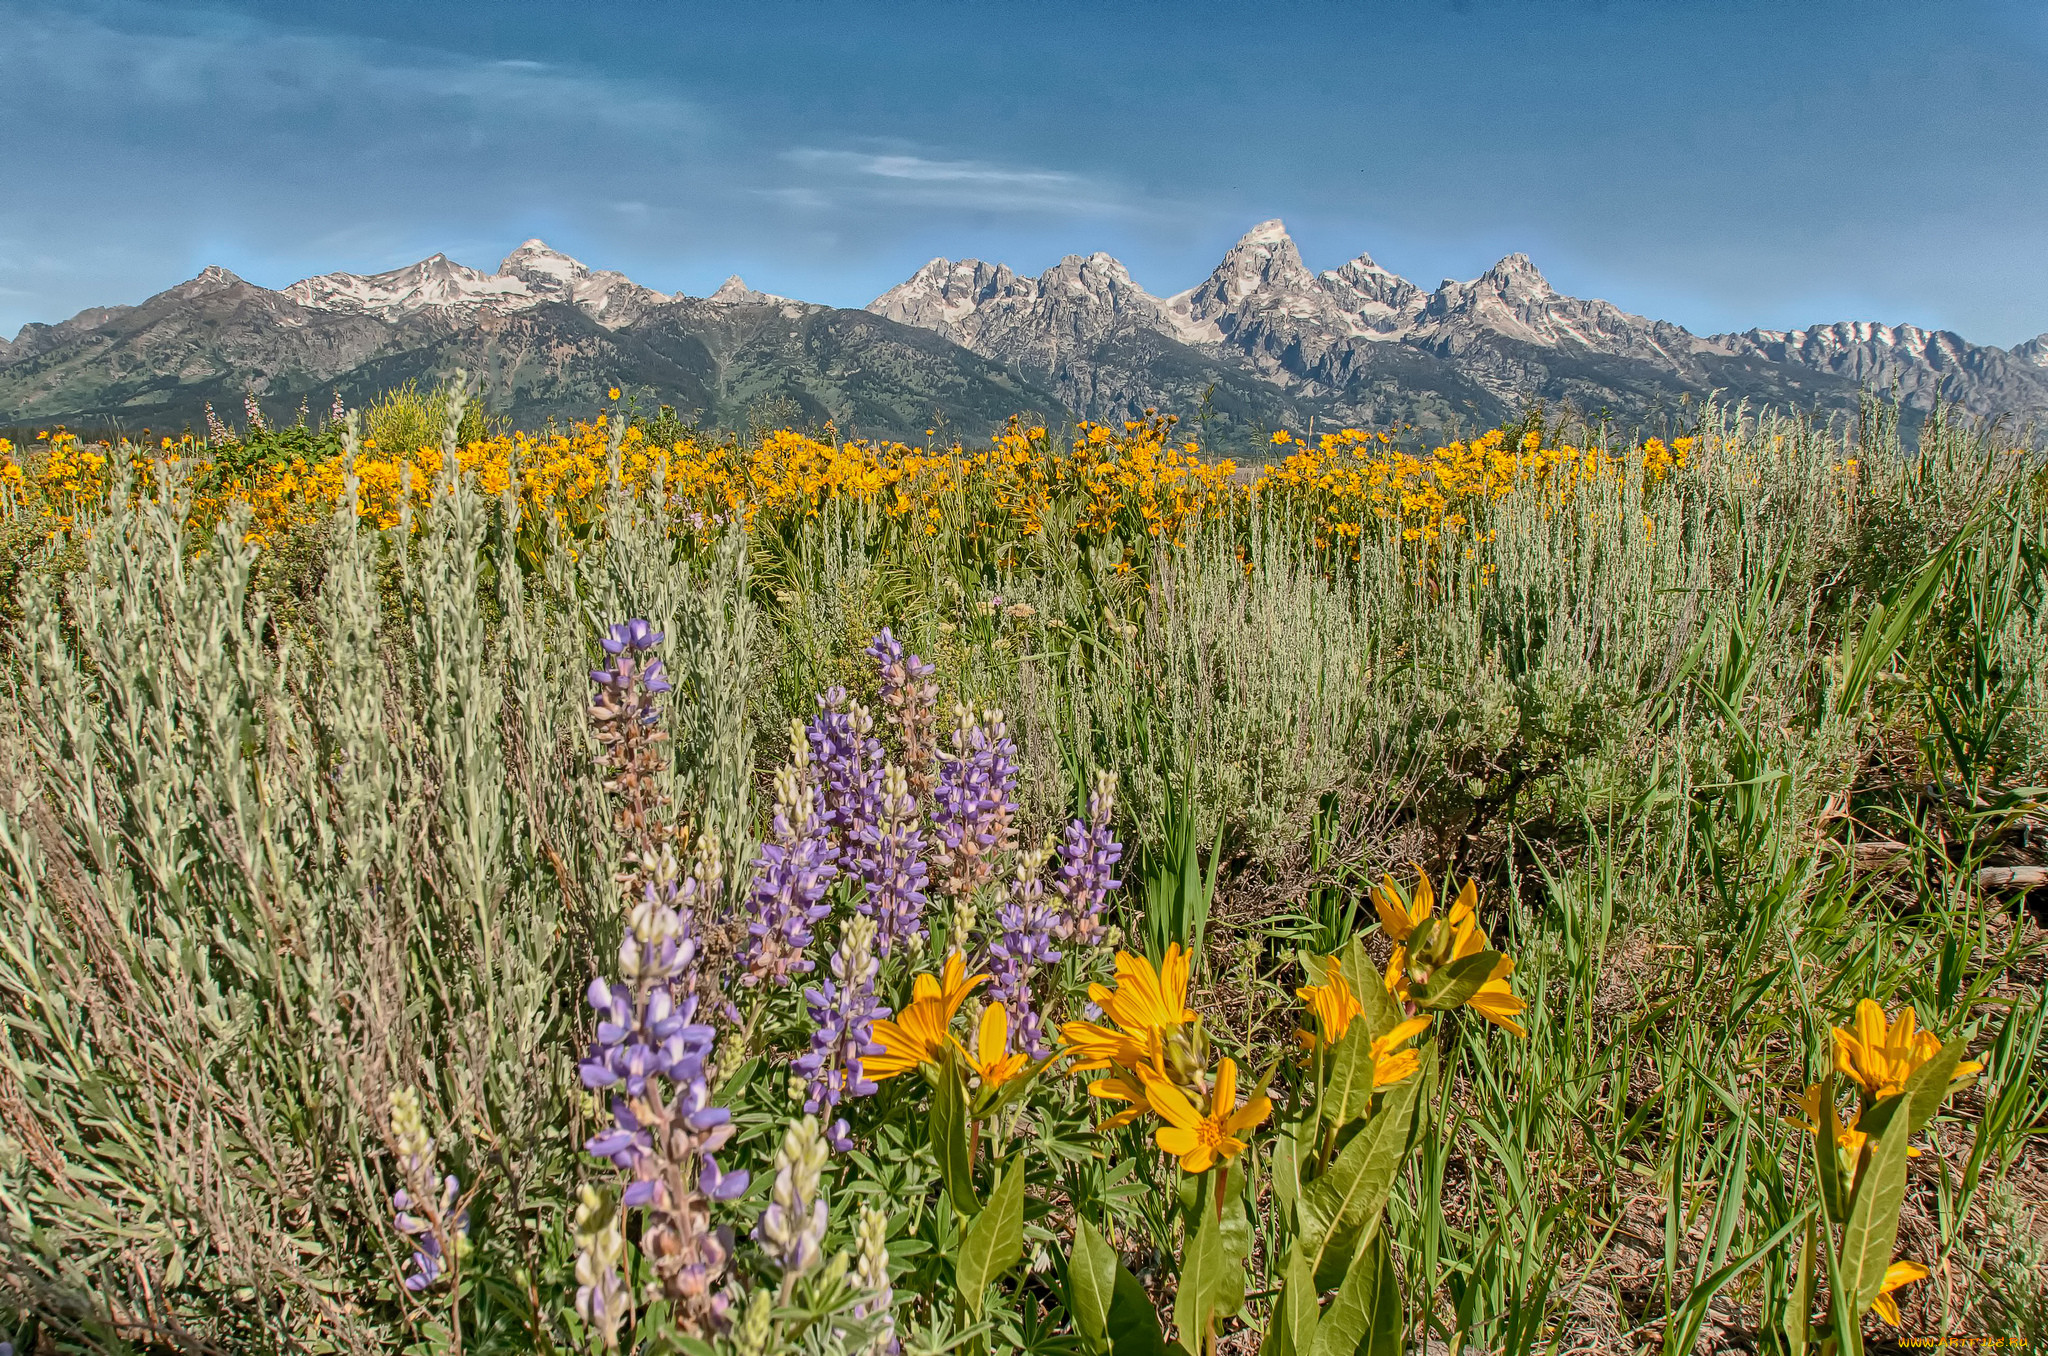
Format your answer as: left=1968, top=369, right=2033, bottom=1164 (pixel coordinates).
left=3, top=0, right=2045, bottom=345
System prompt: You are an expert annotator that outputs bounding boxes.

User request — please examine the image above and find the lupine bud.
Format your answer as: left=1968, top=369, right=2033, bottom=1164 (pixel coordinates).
left=573, top=1186, right=630, bottom=1351
left=853, top=1202, right=898, bottom=1354
left=731, top=1287, right=775, bottom=1356
left=755, top=1115, right=831, bottom=1284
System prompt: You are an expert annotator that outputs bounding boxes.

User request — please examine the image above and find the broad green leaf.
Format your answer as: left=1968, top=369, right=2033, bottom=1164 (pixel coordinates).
left=1298, top=1068, right=1422, bottom=1291
left=956, top=1157, right=1026, bottom=1316
left=1260, top=1243, right=1319, bottom=1356
left=1174, top=1198, right=1243, bottom=1350
left=1341, top=935, right=1405, bottom=1045
left=1069, top=1218, right=1117, bottom=1354
left=1413, top=950, right=1503, bottom=1012
left=1839, top=1110, right=1914, bottom=1317
left=930, top=1056, right=979, bottom=1216
left=1321, top=1021, right=1376, bottom=1131
left=1271, top=1118, right=1306, bottom=1231
left=1108, top=1260, right=1168, bottom=1356
left=1308, top=1231, right=1398, bottom=1356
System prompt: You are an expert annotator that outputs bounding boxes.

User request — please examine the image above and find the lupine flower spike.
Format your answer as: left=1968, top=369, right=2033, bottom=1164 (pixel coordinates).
left=583, top=621, right=749, bottom=1335
left=1053, top=770, right=1123, bottom=946
left=796, top=913, right=890, bottom=1147
left=987, top=841, right=1061, bottom=1058
left=745, top=720, right=839, bottom=987
left=931, top=704, right=1019, bottom=903
left=857, top=763, right=931, bottom=954
left=867, top=628, right=940, bottom=801
left=755, top=1115, right=831, bottom=1297
left=387, top=1088, right=469, bottom=1293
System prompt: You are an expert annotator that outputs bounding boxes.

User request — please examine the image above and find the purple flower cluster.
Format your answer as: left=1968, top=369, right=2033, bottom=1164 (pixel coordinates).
left=744, top=730, right=840, bottom=988
left=387, top=1088, right=468, bottom=1294
left=856, top=764, right=930, bottom=953
left=867, top=629, right=939, bottom=800
left=394, top=1174, right=467, bottom=1292
left=1052, top=770, right=1124, bottom=946
left=987, top=844, right=1060, bottom=1059
left=591, top=620, right=674, bottom=724
left=808, top=686, right=885, bottom=853
left=581, top=620, right=749, bottom=1336
left=794, top=915, right=889, bottom=1148
left=931, top=704, right=1020, bottom=903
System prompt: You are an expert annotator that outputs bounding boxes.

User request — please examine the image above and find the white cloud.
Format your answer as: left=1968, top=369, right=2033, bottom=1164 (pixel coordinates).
left=779, top=147, right=1137, bottom=216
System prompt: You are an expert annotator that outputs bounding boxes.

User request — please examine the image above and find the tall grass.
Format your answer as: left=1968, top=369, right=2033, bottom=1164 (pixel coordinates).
left=0, top=395, right=2042, bottom=1352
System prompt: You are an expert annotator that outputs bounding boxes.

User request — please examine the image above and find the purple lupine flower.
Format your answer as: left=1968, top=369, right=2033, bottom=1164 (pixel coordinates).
left=387, top=1089, right=468, bottom=1294
left=986, top=843, right=1060, bottom=1059
left=931, top=704, right=1020, bottom=904
left=808, top=686, right=885, bottom=856
left=794, top=915, right=888, bottom=1145
left=755, top=1116, right=831, bottom=1295
left=582, top=621, right=749, bottom=1336
left=395, top=1175, right=468, bottom=1291
left=856, top=763, right=930, bottom=954
left=1052, top=770, right=1124, bottom=946
left=744, top=730, right=839, bottom=988
left=867, top=629, right=940, bottom=802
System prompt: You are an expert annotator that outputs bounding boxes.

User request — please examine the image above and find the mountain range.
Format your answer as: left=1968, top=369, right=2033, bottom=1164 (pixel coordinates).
left=4, top=224, right=2045, bottom=448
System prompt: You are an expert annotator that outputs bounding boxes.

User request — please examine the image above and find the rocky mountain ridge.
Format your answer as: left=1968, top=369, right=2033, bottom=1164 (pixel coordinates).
left=6, top=228, right=2044, bottom=444
left=870, top=219, right=2048, bottom=434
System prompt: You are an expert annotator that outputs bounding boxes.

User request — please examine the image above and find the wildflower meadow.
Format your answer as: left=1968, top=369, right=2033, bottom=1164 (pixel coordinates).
left=0, top=381, right=2043, bottom=1356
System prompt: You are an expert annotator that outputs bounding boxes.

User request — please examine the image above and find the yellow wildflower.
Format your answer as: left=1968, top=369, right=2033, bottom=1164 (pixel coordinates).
left=1296, top=955, right=1363, bottom=1048
left=1378, top=871, right=1527, bottom=1038
left=1832, top=1000, right=1981, bottom=1103
left=1367, top=1016, right=1433, bottom=1088
left=1062, top=944, right=1193, bottom=1075
left=1870, top=1258, right=1928, bottom=1326
left=962, top=1002, right=1031, bottom=1091
left=866, top=952, right=988, bottom=1081
left=1140, top=1057, right=1271, bottom=1174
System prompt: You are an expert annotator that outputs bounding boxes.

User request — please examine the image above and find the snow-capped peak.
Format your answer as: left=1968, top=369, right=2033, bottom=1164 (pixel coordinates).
left=708, top=275, right=792, bottom=306
left=499, top=239, right=590, bottom=285
left=281, top=243, right=667, bottom=326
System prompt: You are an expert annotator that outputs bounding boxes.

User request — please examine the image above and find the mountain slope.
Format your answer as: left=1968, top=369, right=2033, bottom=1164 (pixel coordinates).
left=0, top=243, right=1067, bottom=442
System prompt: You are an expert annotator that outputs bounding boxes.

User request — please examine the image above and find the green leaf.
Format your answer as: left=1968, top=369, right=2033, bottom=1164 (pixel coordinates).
left=1260, top=1243, right=1319, bottom=1356
left=1270, top=1118, right=1306, bottom=1231
left=1413, top=950, right=1503, bottom=1012
left=1298, top=1067, right=1422, bottom=1292
left=1174, top=1196, right=1244, bottom=1350
left=1342, top=935, right=1405, bottom=1044
left=1838, top=1112, right=1915, bottom=1318
left=956, top=1156, right=1026, bottom=1316
left=931, top=1055, right=979, bottom=1216
left=1069, top=1218, right=1117, bottom=1355
left=1108, top=1260, right=1168, bottom=1356
left=1321, top=1022, right=1376, bottom=1132
left=1308, top=1231, right=1399, bottom=1356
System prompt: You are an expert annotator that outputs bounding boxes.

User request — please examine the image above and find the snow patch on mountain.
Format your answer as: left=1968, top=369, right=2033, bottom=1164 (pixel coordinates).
left=282, top=241, right=668, bottom=327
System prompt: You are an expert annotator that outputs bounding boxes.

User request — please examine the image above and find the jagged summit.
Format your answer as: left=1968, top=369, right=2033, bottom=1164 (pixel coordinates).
left=277, top=243, right=667, bottom=326
left=707, top=275, right=797, bottom=307
left=7, top=221, right=2044, bottom=442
